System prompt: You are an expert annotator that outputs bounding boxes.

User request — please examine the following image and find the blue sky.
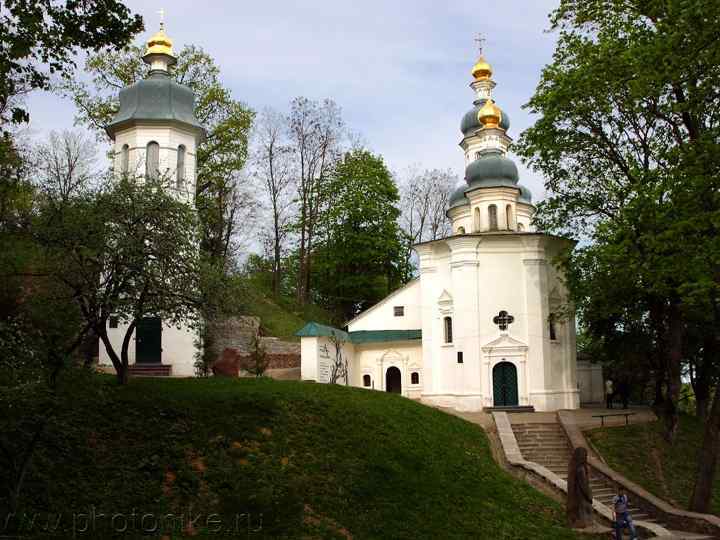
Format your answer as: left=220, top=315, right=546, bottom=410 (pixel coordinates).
left=25, top=0, right=560, bottom=199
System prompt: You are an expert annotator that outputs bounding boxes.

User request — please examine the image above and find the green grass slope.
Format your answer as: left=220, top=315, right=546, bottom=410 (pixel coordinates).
left=587, top=415, right=719, bottom=515
left=5, top=375, right=595, bottom=539
left=243, top=287, right=336, bottom=341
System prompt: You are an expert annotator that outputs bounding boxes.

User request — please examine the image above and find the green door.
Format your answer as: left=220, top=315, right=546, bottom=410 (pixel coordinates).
left=136, top=317, right=162, bottom=364
left=492, top=361, right=518, bottom=407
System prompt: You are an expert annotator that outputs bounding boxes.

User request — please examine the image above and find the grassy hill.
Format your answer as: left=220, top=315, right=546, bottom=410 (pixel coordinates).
left=587, top=414, right=719, bottom=515
left=242, top=286, right=337, bottom=341
left=4, top=374, right=597, bottom=539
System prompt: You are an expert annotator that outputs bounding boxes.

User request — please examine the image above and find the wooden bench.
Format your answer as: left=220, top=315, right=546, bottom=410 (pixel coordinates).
left=592, top=412, right=636, bottom=426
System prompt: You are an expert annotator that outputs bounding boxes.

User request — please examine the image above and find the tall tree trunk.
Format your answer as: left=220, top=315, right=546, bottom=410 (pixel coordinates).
left=296, top=210, right=306, bottom=305
left=662, top=300, right=683, bottom=443
left=694, top=336, right=718, bottom=421
left=272, top=209, right=281, bottom=297
left=689, top=382, right=720, bottom=512
left=119, top=320, right=137, bottom=386
left=97, top=325, right=126, bottom=385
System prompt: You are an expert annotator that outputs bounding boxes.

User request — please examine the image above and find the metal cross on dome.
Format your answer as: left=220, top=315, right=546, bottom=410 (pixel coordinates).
left=474, top=33, right=486, bottom=55
left=493, top=310, right=514, bottom=331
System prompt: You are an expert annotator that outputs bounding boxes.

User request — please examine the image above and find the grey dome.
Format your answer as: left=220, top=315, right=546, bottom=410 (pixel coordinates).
left=518, top=184, right=533, bottom=204
left=106, top=71, right=205, bottom=139
left=465, top=150, right=519, bottom=188
left=448, top=184, right=469, bottom=209
left=460, top=100, right=510, bottom=136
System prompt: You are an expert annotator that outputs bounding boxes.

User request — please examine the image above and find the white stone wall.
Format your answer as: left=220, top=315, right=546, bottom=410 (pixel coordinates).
left=299, top=231, right=580, bottom=412
left=348, top=279, right=422, bottom=331
left=98, top=319, right=199, bottom=376
left=351, top=342, right=423, bottom=398
left=577, top=361, right=604, bottom=403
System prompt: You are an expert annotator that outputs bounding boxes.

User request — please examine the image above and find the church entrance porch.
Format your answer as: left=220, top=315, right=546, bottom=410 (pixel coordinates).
left=493, top=361, right=518, bottom=407
left=136, top=317, right=162, bottom=364
left=386, top=366, right=402, bottom=394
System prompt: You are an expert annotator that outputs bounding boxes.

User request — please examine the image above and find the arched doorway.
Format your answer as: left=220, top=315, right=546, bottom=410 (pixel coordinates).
left=492, top=361, right=518, bottom=406
left=386, top=366, right=402, bottom=394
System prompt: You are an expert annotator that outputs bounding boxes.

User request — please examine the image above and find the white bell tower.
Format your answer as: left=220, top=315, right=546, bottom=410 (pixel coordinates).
left=106, top=21, right=205, bottom=203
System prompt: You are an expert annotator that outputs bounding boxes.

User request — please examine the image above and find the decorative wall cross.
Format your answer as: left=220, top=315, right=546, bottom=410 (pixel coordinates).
left=493, top=310, right=514, bottom=331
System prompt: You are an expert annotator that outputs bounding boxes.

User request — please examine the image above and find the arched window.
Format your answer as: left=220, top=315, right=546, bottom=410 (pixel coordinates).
left=121, top=144, right=129, bottom=175
left=474, top=207, right=481, bottom=232
left=549, top=313, right=558, bottom=341
left=411, top=372, right=420, bottom=385
left=444, top=316, right=453, bottom=344
left=488, top=204, right=498, bottom=230
left=146, top=141, right=160, bottom=179
left=457, top=226, right=466, bottom=235
left=176, top=145, right=186, bottom=188
left=518, top=222, right=525, bottom=232
left=363, top=374, right=371, bottom=387
left=506, top=204, right=513, bottom=230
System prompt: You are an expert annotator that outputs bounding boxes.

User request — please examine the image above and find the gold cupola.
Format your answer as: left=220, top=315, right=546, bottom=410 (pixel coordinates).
left=471, top=55, right=493, bottom=81
left=478, top=99, right=503, bottom=129
left=143, top=23, right=176, bottom=68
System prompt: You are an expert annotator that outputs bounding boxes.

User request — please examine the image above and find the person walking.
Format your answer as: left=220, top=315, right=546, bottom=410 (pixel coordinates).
left=605, top=378, right=614, bottom=409
left=612, top=488, right=638, bottom=539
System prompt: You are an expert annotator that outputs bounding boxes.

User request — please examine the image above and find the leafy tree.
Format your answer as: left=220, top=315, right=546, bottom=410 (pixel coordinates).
left=252, top=107, right=296, bottom=297
left=35, top=174, right=202, bottom=385
left=288, top=97, right=344, bottom=305
left=64, top=44, right=255, bottom=268
left=516, top=0, right=720, bottom=510
left=0, top=0, right=142, bottom=126
left=313, top=150, right=406, bottom=321
left=398, top=166, right=455, bottom=276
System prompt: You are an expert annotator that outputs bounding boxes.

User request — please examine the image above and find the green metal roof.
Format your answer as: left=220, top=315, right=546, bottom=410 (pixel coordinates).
left=106, top=71, right=205, bottom=140
left=349, top=329, right=422, bottom=344
left=295, top=322, right=349, bottom=340
left=296, top=322, right=421, bottom=344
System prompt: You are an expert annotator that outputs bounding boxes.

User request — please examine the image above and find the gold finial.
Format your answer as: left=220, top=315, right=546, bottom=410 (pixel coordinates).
left=144, top=9, right=174, bottom=60
left=478, top=99, right=502, bottom=129
left=471, top=33, right=493, bottom=80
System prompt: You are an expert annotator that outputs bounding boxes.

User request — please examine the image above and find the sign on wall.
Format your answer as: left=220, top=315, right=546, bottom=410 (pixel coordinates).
left=317, top=343, right=332, bottom=383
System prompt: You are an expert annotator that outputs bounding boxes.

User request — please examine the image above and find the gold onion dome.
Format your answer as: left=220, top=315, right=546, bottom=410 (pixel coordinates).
left=478, top=99, right=503, bottom=129
left=144, top=25, right=175, bottom=61
left=471, top=56, right=493, bottom=80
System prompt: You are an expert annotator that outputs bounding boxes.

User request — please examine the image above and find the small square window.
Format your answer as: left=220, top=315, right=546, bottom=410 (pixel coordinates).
left=457, top=351, right=463, bottom=364
left=393, top=306, right=404, bottom=317
left=109, top=316, right=119, bottom=329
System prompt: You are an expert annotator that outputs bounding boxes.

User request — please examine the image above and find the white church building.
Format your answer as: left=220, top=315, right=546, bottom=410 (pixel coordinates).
left=98, top=24, right=203, bottom=376
left=298, top=53, right=603, bottom=411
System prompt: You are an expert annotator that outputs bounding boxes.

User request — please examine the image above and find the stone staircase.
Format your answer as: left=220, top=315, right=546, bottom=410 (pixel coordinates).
left=512, top=423, right=666, bottom=528
left=128, top=363, right=172, bottom=377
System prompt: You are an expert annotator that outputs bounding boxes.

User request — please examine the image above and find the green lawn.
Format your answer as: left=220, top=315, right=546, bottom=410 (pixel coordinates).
left=243, top=287, right=337, bottom=341
left=3, top=374, right=598, bottom=539
left=586, top=415, right=719, bottom=515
